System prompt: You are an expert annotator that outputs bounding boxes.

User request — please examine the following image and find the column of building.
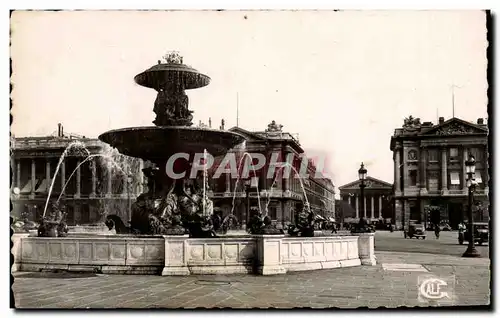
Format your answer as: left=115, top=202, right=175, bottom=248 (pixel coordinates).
left=419, top=147, right=427, bottom=222
left=378, top=196, right=382, bottom=219
left=355, top=195, right=359, bottom=219
left=30, top=159, right=36, bottom=198
left=370, top=196, right=374, bottom=219
left=75, top=159, right=81, bottom=198
left=45, top=159, right=51, bottom=192
left=16, top=160, right=21, bottom=190
left=394, top=144, right=403, bottom=229
left=483, top=145, right=489, bottom=192
left=420, top=147, right=427, bottom=194
left=363, top=196, right=367, bottom=219
left=394, top=147, right=401, bottom=194
left=225, top=171, right=231, bottom=194
left=462, top=147, right=468, bottom=192
left=441, top=148, right=448, bottom=194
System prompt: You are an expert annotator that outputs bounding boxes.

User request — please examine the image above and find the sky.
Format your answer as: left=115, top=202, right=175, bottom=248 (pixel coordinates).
left=10, top=10, right=488, bottom=189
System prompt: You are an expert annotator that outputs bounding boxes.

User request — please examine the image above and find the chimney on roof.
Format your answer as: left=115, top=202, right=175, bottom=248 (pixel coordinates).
left=439, top=117, right=445, bottom=125
left=57, top=123, right=63, bottom=137
left=209, top=117, right=212, bottom=128
left=477, top=118, right=484, bottom=125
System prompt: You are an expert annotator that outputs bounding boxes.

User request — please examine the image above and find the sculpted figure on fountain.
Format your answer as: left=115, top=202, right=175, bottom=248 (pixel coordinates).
left=37, top=202, right=69, bottom=237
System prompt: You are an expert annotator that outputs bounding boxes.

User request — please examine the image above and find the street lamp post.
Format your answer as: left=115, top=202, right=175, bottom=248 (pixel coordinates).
left=358, top=163, right=367, bottom=219
left=463, top=153, right=480, bottom=258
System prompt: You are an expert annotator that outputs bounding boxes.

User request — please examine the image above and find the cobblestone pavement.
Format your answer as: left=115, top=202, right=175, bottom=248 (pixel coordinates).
left=13, top=251, right=490, bottom=309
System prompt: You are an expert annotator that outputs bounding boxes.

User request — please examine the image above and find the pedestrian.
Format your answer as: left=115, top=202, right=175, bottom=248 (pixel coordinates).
left=458, top=221, right=466, bottom=242
left=331, top=222, right=337, bottom=234
left=434, top=223, right=441, bottom=239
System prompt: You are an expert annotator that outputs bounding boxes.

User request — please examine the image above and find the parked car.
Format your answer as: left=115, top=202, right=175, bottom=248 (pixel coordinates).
left=404, top=223, right=426, bottom=239
left=459, top=222, right=489, bottom=245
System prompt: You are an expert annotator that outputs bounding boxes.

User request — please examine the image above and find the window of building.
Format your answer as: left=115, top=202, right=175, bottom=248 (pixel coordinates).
left=428, top=171, right=439, bottom=191
left=409, top=170, right=418, bottom=186
left=428, top=149, right=439, bottom=162
left=269, top=207, right=277, bottom=220
left=449, top=148, right=459, bottom=160
left=408, top=150, right=418, bottom=161
left=449, top=172, right=461, bottom=186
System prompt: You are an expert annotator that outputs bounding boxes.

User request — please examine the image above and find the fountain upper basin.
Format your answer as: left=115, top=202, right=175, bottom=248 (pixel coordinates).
left=134, top=63, right=211, bottom=90
left=98, top=126, right=245, bottom=161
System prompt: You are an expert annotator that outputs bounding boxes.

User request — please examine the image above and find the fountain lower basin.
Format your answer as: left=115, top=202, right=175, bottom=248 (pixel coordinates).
left=12, top=233, right=376, bottom=275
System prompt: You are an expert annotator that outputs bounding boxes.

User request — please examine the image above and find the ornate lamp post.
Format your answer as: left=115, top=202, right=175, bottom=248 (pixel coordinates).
left=463, top=153, right=480, bottom=258
left=358, top=163, right=367, bottom=219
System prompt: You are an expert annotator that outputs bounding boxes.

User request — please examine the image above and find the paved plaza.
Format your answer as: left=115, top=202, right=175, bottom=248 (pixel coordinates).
left=12, top=231, right=490, bottom=309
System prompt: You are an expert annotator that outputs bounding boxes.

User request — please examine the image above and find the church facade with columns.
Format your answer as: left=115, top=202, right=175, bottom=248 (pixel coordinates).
left=390, top=116, right=489, bottom=230
left=338, top=177, right=394, bottom=223
left=10, top=124, right=145, bottom=225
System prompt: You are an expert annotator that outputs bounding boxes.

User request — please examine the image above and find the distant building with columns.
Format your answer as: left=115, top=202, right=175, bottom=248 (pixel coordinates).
left=10, top=124, right=145, bottom=225
left=338, top=177, right=393, bottom=223
left=390, top=116, right=489, bottom=230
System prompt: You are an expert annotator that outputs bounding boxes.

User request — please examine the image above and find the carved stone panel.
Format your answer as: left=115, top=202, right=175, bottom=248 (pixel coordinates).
left=302, top=243, right=313, bottom=257
left=224, top=244, right=238, bottom=260
left=207, top=244, right=222, bottom=260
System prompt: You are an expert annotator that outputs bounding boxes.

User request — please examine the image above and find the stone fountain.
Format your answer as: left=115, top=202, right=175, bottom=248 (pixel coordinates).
left=98, top=51, right=245, bottom=238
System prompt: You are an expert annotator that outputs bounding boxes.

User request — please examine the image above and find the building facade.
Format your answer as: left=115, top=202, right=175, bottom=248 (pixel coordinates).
left=390, top=116, right=489, bottom=230
left=338, top=177, right=394, bottom=224
left=207, top=121, right=336, bottom=227
left=10, top=125, right=145, bottom=225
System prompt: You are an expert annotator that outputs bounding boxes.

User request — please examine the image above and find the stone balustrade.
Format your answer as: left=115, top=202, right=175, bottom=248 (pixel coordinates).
left=12, top=233, right=376, bottom=276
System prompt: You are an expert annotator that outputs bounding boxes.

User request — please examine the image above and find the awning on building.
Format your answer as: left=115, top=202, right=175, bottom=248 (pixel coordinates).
left=35, top=179, right=48, bottom=193
left=20, top=179, right=37, bottom=194
left=450, top=172, right=461, bottom=185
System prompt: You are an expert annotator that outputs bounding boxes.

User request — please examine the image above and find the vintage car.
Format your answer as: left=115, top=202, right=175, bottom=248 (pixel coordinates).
left=459, top=222, right=489, bottom=245
left=404, top=223, right=426, bottom=239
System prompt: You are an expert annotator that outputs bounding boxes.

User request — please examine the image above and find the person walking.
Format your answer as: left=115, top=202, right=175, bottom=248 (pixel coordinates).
left=434, top=223, right=441, bottom=239
left=458, top=221, right=466, bottom=243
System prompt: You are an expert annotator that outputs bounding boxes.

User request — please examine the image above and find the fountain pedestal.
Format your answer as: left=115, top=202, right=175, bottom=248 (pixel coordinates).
left=256, top=235, right=286, bottom=275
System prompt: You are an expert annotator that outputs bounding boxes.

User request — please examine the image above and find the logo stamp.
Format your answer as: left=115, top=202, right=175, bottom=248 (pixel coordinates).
left=418, top=275, right=456, bottom=305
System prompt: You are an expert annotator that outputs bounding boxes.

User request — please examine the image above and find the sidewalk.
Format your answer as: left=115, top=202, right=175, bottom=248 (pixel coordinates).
left=13, top=251, right=490, bottom=309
